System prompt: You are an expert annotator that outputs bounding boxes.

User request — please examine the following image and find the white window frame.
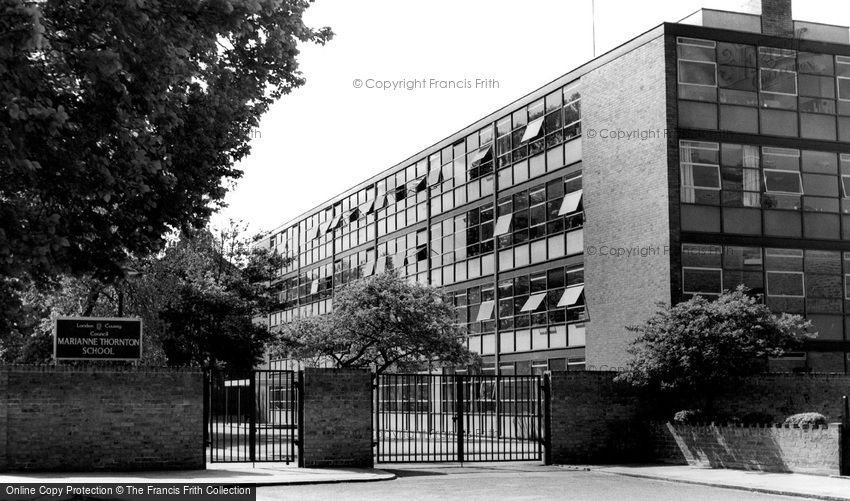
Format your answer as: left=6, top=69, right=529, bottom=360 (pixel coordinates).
left=558, top=285, right=585, bottom=307
left=766, top=270, right=805, bottom=298
left=845, top=274, right=850, bottom=300
left=837, top=56, right=850, bottom=101
left=521, top=117, right=544, bottom=143
left=559, top=190, right=583, bottom=216
left=476, top=300, right=495, bottom=322
left=759, top=68, right=798, bottom=96
left=838, top=76, right=850, bottom=102
left=840, top=175, right=850, bottom=199
left=678, top=59, right=718, bottom=87
left=763, top=169, right=803, bottom=195
left=563, top=82, right=581, bottom=130
left=682, top=267, right=723, bottom=295
left=520, top=292, right=548, bottom=312
left=493, top=214, right=512, bottom=237
left=682, top=163, right=722, bottom=190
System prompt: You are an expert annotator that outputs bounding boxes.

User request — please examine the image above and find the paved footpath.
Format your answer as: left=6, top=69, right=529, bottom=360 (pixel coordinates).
left=0, top=463, right=395, bottom=486
left=584, top=465, right=850, bottom=501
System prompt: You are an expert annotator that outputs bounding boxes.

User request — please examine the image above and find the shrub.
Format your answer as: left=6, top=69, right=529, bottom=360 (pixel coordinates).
left=784, top=412, right=827, bottom=427
left=616, top=286, right=813, bottom=395
left=673, top=409, right=704, bottom=424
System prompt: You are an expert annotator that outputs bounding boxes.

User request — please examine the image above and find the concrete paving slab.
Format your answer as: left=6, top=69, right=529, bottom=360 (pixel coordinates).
left=0, top=463, right=395, bottom=486
left=581, top=464, right=850, bottom=501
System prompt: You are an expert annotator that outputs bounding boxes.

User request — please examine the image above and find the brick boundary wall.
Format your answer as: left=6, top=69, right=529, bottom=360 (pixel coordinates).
left=547, top=371, right=850, bottom=467
left=549, top=371, right=648, bottom=464
left=649, top=422, right=842, bottom=476
left=300, top=368, right=373, bottom=468
left=0, top=366, right=204, bottom=472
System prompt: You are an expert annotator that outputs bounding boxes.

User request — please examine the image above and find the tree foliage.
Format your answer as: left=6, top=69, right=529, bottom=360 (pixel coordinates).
left=1, top=223, right=284, bottom=370
left=275, top=272, right=478, bottom=374
left=0, top=0, right=331, bottom=324
left=615, top=286, right=813, bottom=394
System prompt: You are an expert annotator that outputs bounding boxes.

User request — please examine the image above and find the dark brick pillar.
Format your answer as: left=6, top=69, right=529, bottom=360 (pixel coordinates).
left=301, top=368, right=373, bottom=468
left=761, top=0, right=794, bottom=37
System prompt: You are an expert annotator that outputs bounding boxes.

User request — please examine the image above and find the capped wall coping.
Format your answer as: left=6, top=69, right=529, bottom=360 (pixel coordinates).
left=0, top=364, right=202, bottom=374
left=656, top=421, right=842, bottom=431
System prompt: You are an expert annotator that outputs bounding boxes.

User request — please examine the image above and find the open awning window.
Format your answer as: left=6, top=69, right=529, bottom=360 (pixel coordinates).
left=476, top=300, right=495, bottom=322
left=520, top=292, right=547, bottom=312
left=412, top=176, right=427, bottom=193
left=309, top=279, right=319, bottom=295
left=470, top=145, right=492, bottom=164
left=493, top=214, right=512, bottom=236
left=326, top=214, right=342, bottom=233
left=359, top=198, right=376, bottom=216
left=375, top=255, right=388, bottom=274
left=521, top=117, right=544, bottom=143
left=391, top=252, right=407, bottom=269
left=427, top=166, right=442, bottom=186
left=558, top=189, right=583, bottom=216
left=362, top=260, right=376, bottom=277
left=558, top=285, right=585, bottom=307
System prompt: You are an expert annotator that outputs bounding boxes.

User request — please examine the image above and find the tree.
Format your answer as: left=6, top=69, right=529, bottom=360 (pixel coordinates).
left=0, top=0, right=332, bottom=327
left=136, top=224, right=284, bottom=370
left=615, top=286, right=814, bottom=395
left=1, top=222, right=284, bottom=370
left=274, top=271, right=478, bottom=374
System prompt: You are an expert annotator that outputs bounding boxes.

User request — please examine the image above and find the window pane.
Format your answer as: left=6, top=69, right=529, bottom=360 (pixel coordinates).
left=679, top=101, right=717, bottom=129
left=764, top=170, right=802, bottom=193
left=679, top=60, right=717, bottom=86
left=760, top=69, right=797, bottom=94
left=838, top=78, right=850, bottom=101
left=717, top=42, right=756, bottom=67
left=718, top=65, right=757, bottom=91
left=799, top=74, right=835, bottom=98
left=801, top=113, right=836, bottom=141
left=767, top=271, right=805, bottom=297
left=677, top=37, right=716, bottom=61
left=683, top=267, right=722, bottom=294
left=798, top=52, right=834, bottom=75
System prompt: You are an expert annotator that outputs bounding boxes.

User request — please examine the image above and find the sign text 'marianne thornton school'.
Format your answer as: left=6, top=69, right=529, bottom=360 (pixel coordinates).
left=54, top=317, right=143, bottom=360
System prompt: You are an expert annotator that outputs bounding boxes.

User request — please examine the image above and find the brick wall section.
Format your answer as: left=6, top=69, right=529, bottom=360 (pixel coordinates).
left=301, top=368, right=373, bottom=468
left=549, top=371, right=648, bottom=463
left=650, top=422, right=842, bottom=476
left=708, top=373, right=850, bottom=422
left=581, top=34, right=671, bottom=370
left=0, top=366, right=204, bottom=472
left=761, top=0, right=794, bottom=37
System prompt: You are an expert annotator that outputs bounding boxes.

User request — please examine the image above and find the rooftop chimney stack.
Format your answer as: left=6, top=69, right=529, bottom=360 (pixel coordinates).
left=761, top=0, right=794, bottom=37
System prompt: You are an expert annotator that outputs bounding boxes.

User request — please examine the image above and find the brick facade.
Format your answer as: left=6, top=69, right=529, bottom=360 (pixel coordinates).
left=582, top=35, right=672, bottom=370
left=0, top=366, right=204, bottom=472
left=549, top=371, right=647, bottom=463
left=761, top=0, right=794, bottom=37
left=300, top=368, right=373, bottom=468
left=650, top=422, right=842, bottom=476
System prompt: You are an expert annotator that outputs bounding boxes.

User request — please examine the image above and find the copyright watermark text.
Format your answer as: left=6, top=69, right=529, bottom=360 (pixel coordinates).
left=353, top=77, right=500, bottom=91
left=585, top=128, right=671, bottom=141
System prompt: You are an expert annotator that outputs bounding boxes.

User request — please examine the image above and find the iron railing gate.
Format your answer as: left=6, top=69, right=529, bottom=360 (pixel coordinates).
left=374, top=374, right=547, bottom=463
left=206, top=370, right=299, bottom=463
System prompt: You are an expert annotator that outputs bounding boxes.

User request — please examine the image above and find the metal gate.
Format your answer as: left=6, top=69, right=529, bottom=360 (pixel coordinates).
left=206, top=370, right=300, bottom=463
left=374, top=374, right=548, bottom=463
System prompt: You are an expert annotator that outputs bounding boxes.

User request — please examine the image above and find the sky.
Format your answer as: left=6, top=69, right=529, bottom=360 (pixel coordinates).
left=210, top=0, right=850, bottom=236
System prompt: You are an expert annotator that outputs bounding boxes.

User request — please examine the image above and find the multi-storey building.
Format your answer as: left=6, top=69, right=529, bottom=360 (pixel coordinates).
left=260, top=0, right=850, bottom=374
